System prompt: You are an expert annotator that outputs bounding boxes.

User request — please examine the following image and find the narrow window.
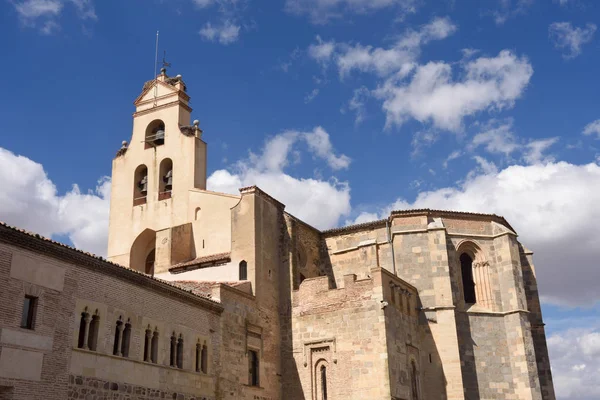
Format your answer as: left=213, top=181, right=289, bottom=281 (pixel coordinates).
left=113, top=319, right=123, bottom=356
left=460, top=253, right=477, bottom=304
left=170, top=333, right=177, bottom=367
left=21, top=295, right=37, bottom=330
left=411, top=360, right=419, bottom=400
left=239, top=260, right=247, bottom=281
left=176, top=335, right=184, bottom=369
left=248, top=350, right=259, bottom=387
left=201, top=343, right=208, bottom=374
left=133, top=165, right=148, bottom=206
left=144, top=327, right=152, bottom=362
left=88, top=312, right=99, bottom=351
left=121, top=321, right=131, bottom=357
left=158, top=158, right=173, bottom=200
left=195, top=341, right=201, bottom=372
left=77, top=311, right=88, bottom=348
left=151, top=330, right=159, bottom=363
left=321, top=365, right=328, bottom=400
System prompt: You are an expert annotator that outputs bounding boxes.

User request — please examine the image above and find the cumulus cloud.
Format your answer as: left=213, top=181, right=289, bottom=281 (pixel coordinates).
left=11, top=0, right=96, bottom=33
left=199, top=20, right=240, bottom=45
left=207, top=127, right=351, bottom=229
left=523, top=137, right=559, bottom=164
left=549, top=22, right=597, bottom=59
left=375, top=50, right=533, bottom=131
left=309, top=17, right=457, bottom=78
left=486, top=0, right=533, bottom=25
left=285, top=0, right=418, bottom=24
left=583, top=119, right=600, bottom=138
left=351, top=160, right=600, bottom=306
left=0, top=147, right=110, bottom=256
left=548, top=327, right=600, bottom=400
left=470, top=120, right=519, bottom=156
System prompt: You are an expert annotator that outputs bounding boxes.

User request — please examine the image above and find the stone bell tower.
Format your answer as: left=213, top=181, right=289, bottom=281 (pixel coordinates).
left=106, top=68, right=207, bottom=272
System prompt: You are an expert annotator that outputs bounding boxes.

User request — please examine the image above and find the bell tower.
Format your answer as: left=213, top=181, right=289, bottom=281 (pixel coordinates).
left=106, top=68, right=207, bottom=271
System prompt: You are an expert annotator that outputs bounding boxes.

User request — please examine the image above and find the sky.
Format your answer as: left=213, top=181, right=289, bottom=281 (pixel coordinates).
left=1, top=0, right=599, bottom=398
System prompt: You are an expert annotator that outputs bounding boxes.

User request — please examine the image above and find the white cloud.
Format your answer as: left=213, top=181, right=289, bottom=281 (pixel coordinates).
left=310, top=17, right=457, bottom=78
left=487, top=0, right=533, bottom=25
left=304, top=88, right=320, bottom=103
left=348, top=86, right=370, bottom=125
left=470, top=120, right=519, bottom=156
left=199, top=20, right=240, bottom=45
left=207, top=127, right=351, bottom=229
left=548, top=327, right=600, bottom=399
left=0, top=147, right=110, bottom=256
left=12, top=0, right=96, bottom=33
left=351, top=160, right=600, bottom=306
left=285, top=0, right=417, bottom=24
left=375, top=50, right=533, bottom=131
left=583, top=119, right=600, bottom=138
left=443, top=150, right=462, bottom=168
left=549, top=22, right=597, bottom=59
left=523, top=137, right=559, bottom=164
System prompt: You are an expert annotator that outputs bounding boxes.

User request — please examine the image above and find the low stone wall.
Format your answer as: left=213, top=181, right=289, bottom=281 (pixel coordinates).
left=68, top=375, right=213, bottom=400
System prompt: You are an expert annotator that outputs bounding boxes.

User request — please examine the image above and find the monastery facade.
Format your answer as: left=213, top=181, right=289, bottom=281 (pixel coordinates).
left=0, top=70, right=555, bottom=400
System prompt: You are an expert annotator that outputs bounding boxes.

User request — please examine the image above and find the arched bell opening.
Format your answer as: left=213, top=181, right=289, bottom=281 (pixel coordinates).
left=158, top=158, right=173, bottom=200
left=456, top=240, right=493, bottom=309
left=129, top=229, right=156, bottom=274
left=145, top=119, right=165, bottom=149
left=133, top=165, right=148, bottom=206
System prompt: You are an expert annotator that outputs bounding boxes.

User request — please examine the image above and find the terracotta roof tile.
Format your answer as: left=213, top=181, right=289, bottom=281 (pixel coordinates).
left=168, top=252, right=231, bottom=274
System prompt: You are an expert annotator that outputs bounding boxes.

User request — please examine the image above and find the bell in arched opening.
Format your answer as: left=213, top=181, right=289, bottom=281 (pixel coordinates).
left=153, top=124, right=165, bottom=145
left=138, top=175, right=148, bottom=195
left=163, top=169, right=173, bottom=191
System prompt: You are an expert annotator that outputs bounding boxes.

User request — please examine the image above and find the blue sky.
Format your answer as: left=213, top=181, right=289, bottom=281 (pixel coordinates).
left=1, top=0, right=600, bottom=398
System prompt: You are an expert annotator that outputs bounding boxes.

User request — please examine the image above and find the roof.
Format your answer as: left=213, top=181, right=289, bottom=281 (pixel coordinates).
left=168, top=252, right=231, bottom=274
left=0, top=221, right=223, bottom=313
left=171, top=280, right=248, bottom=297
left=322, top=209, right=515, bottom=236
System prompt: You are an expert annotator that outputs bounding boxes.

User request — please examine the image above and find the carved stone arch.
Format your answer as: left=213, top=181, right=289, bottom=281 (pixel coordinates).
left=456, top=240, right=493, bottom=309
left=314, top=358, right=330, bottom=400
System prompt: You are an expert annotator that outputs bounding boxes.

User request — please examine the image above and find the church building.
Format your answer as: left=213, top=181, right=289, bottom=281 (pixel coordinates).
left=0, top=69, right=555, bottom=400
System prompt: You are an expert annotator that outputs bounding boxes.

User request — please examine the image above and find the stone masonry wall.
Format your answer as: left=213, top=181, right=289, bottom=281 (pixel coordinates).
left=290, top=270, right=390, bottom=400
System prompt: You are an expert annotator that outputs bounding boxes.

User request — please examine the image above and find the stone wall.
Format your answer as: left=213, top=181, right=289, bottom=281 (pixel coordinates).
left=67, top=374, right=212, bottom=400
left=289, top=269, right=391, bottom=399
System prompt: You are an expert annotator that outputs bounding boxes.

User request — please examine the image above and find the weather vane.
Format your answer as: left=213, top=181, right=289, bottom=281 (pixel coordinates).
left=162, top=50, right=171, bottom=71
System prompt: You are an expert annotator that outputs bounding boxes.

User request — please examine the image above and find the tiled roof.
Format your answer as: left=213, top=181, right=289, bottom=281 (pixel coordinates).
left=0, top=221, right=222, bottom=311
left=322, top=209, right=514, bottom=236
left=171, top=280, right=248, bottom=297
left=168, top=252, right=231, bottom=274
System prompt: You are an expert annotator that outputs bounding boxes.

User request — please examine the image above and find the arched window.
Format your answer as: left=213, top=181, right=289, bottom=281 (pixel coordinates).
left=133, top=165, right=148, bottom=206
left=460, top=253, right=476, bottom=304
left=239, top=260, right=247, bottom=281
left=151, top=329, right=159, bottom=363
left=158, top=158, right=173, bottom=200
left=77, top=310, right=88, bottom=349
left=170, top=332, right=177, bottom=367
left=195, top=341, right=201, bottom=372
left=145, top=249, right=155, bottom=275
left=121, top=320, right=131, bottom=357
left=176, top=335, right=184, bottom=369
left=411, top=360, right=419, bottom=400
left=195, top=207, right=201, bottom=220
left=321, top=365, right=328, bottom=400
left=201, top=342, right=208, bottom=374
left=87, top=311, right=99, bottom=351
left=144, top=326, right=152, bottom=362
left=113, top=318, right=123, bottom=356
left=145, top=119, right=165, bottom=148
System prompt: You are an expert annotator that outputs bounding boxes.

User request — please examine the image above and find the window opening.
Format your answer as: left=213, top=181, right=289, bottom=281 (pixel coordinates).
left=158, top=158, right=173, bottom=200
left=248, top=350, right=259, bottom=386
left=176, top=335, right=184, bottom=369
left=321, top=365, right=328, bottom=400
left=113, top=318, right=123, bottom=356
left=411, top=360, right=419, bottom=400
left=121, top=320, right=131, bottom=357
left=201, top=343, right=208, bottom=374
left=88, top=312, right=99, bottom=351
left=151, top=329, right=159, bottom=363
left=21, top=295, right=37, bottom=330
left=170, top=333, right=177, bottom=367
left=196, top=341, right=201, bottom=372
left=144, top=327, right=152, bottom=362
left=77, top=310, right=89, bottom=348
left=460, top=253, right=477, bottom=304
left=239, top=260, right=247, bottom=281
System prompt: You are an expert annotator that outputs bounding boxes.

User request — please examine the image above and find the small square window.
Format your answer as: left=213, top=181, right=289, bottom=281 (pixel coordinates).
left=21, top=295, right=38, bottom=330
